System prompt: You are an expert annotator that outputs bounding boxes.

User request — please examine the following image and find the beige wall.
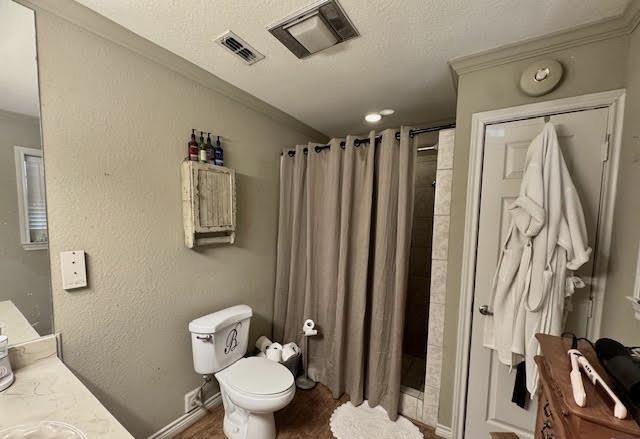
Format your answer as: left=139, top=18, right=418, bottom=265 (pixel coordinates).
left=35, top=9, right=325, bottom=438
left=602, top=24, right=640, bottom=342
left=0, top=110, right=52, bottom=336
left=30, top=1, right=640, bottom=435
left=439, top=35, right=631, bottom=426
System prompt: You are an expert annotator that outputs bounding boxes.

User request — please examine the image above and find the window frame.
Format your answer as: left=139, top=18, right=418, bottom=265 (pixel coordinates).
left=14, top=145, right=48, bottom=251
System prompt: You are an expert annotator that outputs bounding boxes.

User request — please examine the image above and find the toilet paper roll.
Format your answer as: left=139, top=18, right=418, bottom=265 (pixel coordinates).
left=303, top=319, right=318, bottom=336
left=303, top=319, right=315, bottom=332
left=282, top=342, right=300, bottom=362
left=265, top=345, right=282, bottom=362
left=256, top=351, right=266, bottom=358
left=255, top=335, right=272, bottom=353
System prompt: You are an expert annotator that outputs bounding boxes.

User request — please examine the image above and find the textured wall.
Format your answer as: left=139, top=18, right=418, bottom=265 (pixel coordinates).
left=601, top=24, right=640, bottom=342
left=0, top=110, right=52, bottom=337
left=440, top=35, right=630, bottom=427
left=35, top=10, right=324, bottom=437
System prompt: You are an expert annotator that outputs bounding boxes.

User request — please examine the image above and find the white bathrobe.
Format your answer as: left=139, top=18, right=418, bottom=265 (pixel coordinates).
left=483, top=122, right=591, bottom=395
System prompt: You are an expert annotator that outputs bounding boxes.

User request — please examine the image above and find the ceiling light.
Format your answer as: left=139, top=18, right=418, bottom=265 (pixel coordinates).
left=379, top=109, right=395, bottom=116
left=287, top=15, right=337, bottom=54
left=365, top=113, right=382, bottom=123
left=268, top=0, right=359, bottom=59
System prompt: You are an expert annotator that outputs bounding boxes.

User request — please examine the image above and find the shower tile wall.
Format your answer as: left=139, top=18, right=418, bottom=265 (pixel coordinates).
left=421, top=128, right=455, bottom=426
left=402, top=149, right=437, bottom=390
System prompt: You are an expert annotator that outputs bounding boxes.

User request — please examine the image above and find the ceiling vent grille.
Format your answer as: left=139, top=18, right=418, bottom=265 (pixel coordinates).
left=216, top=31, right=265, bottom=65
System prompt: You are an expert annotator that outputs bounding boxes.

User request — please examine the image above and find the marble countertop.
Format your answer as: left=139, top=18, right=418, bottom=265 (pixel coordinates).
left=0, top=355, right=133, bottom=438
left=0, top=300, right=39, bottom=345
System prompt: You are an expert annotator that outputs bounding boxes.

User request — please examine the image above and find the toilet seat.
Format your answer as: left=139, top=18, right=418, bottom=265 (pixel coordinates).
left=221, top=357, right=294, bottom=396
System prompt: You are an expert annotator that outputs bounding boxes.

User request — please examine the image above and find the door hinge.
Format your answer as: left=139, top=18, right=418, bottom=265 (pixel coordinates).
left=602, top=133, right=611, bottom=162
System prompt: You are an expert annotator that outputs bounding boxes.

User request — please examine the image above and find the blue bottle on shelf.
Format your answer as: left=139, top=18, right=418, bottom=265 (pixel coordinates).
left=214, top=136, right=224, bottom=166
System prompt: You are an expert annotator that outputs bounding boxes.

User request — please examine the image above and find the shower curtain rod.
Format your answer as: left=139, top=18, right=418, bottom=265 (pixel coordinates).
left=284, top=123, right=455, bottom=157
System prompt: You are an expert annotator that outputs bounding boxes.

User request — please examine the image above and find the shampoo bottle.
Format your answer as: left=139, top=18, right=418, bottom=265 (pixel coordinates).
left=188, top=129, right=198, bottom=161
left=206, top=133, right=214, bottom=164
left=214, top=136, right=224, bottom=166
left=198, top=131, right=207, bottom=163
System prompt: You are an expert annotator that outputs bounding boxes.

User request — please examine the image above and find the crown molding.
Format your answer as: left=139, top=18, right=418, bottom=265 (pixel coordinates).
left=449, top=2, right=640, bottom=82
left=14, top=0, right=328, bottom=141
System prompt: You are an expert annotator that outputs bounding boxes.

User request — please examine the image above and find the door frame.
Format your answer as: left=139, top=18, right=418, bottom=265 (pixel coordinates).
left=451, top=89, right=626, bottom=439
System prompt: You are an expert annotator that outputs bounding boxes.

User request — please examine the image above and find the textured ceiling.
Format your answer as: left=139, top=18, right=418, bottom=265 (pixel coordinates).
left=0, top=0, right=39, bottom=117
left=73, top=0, right=629, bottom=136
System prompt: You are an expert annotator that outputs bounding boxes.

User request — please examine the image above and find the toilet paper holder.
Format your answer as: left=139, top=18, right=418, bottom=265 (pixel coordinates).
left=297, top=319, right=318, bottom=390
left=302, top=319, right=318, bottom=336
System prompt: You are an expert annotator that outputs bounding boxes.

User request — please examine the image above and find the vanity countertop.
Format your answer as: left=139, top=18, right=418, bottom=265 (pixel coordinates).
left=0, top=355, right=133, bottom=438
left=0, top=300, right=39, bottom=345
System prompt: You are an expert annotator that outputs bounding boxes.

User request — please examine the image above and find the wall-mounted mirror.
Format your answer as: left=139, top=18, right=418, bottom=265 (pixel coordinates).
left=0, top=0, right=52, bottom=346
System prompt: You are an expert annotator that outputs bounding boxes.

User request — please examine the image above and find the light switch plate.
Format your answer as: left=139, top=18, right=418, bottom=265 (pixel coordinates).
left=60, top=250, right=87, bottom=290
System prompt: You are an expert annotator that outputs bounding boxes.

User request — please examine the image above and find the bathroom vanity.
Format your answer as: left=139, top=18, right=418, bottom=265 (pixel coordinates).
left=0, top=301, right=39, bottom=346
left=0, top=336, right=132, bottom=438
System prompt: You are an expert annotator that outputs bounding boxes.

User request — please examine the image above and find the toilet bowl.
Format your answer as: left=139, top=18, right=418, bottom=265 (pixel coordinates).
left=216, top=357, right=295, bottom=439
left=189, top=305, right=295, bottom=439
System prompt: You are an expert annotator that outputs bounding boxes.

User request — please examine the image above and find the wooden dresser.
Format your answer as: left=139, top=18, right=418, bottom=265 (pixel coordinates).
left=534, top=334, right=640, bottom=438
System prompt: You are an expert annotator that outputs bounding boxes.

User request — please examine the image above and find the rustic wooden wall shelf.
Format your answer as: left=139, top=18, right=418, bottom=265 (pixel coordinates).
left=181, top=160, right=236, bottom=248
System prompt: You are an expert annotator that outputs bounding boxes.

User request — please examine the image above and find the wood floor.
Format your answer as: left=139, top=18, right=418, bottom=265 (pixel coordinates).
left=177, top=384, right=441, bottom=439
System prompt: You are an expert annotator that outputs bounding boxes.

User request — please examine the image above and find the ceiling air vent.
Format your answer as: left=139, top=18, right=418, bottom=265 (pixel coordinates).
left=216, top=31, right=265, bottom=65
left=267, top=0, right=359, bottom=59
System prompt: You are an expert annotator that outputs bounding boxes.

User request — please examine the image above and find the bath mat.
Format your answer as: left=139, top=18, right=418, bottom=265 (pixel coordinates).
left=329, top=400, right=424, bottom=439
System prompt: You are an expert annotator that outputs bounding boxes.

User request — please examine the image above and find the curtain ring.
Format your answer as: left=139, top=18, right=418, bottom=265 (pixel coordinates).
left=314, top=145, right=322, bottom=153
left=287, top=150, right=295, bottom=157
left=354, top=139, right=361, bottom=147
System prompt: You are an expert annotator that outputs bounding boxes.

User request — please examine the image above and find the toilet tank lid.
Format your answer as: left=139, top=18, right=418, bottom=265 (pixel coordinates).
left=189, top=305, right=252, bottom=334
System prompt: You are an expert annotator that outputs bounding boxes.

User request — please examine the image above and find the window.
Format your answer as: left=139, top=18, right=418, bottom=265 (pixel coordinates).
left=14, top=146, right=47, bottom=250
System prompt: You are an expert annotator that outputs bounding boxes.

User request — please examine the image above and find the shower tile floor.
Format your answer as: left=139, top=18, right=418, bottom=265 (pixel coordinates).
left=401, top=353, right=426, bottom=391
left=177, top=383, right=441, bottom=438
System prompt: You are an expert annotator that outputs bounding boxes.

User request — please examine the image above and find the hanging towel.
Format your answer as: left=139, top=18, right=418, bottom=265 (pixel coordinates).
left=512, top=361, right=530, bottom=409
left=484, top=122, right=591, bottom=395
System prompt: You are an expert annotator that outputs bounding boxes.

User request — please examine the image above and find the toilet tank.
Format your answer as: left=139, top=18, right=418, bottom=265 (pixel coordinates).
left=189, top=304, right=252, bottom=375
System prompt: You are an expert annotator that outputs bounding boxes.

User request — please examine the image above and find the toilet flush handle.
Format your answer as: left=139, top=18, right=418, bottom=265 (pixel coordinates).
left=196, top=335, right=213, bottom=342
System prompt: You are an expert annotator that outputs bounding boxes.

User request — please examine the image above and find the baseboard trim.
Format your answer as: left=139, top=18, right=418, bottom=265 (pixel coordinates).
left=147, top=392, right=222, bottom=439
left=435, top=423, right=453, bottom=439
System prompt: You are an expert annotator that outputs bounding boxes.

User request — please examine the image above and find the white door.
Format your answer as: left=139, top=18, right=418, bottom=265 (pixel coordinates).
left=464, top=107, right=610, bottom=438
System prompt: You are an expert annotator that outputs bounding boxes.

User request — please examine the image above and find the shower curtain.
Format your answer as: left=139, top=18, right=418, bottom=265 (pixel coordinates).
left=273, top=127, right=416, bottom=420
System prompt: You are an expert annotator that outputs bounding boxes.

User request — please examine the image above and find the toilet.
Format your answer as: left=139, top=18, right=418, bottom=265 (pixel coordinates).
left=189, top=305, right=295, bottom=439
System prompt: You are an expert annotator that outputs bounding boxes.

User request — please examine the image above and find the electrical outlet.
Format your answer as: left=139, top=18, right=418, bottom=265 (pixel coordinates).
left=184, top=387, right=201, bottom=413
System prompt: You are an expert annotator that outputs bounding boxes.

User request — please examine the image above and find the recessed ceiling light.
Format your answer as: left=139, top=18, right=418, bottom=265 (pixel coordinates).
left=379, top=109, right=395, bottom=116
left=365, top=113, right=382, bottom=123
